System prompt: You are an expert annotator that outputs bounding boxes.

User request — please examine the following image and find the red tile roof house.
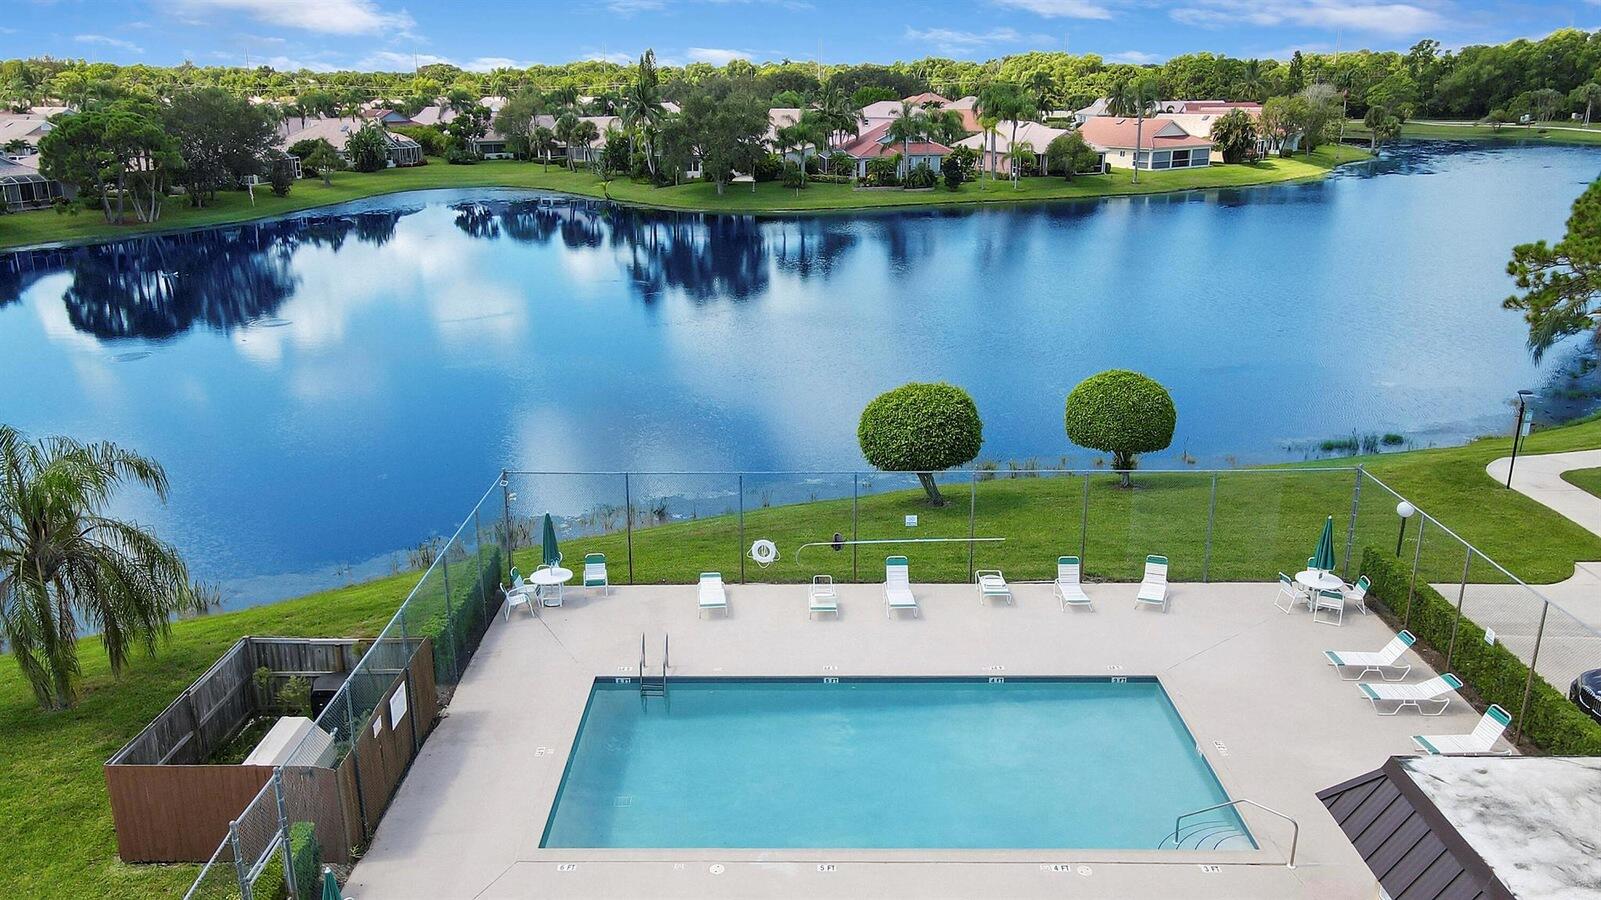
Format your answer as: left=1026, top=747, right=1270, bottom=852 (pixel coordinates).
left=837, top=121, right=952, bottom=180
left=1077, top=116, right=1213, bottom=171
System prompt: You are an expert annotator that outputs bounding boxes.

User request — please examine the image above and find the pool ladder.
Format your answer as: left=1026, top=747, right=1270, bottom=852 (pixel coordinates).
left=639, top=633, right=668, bottom=697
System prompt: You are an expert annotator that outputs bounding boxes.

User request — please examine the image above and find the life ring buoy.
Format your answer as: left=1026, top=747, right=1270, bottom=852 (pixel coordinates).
left=749, top=539, right=778, bottom=567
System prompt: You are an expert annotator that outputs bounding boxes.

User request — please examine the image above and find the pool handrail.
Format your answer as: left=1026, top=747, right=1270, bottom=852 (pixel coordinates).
left=1170, top=798, right=1298, bottom=868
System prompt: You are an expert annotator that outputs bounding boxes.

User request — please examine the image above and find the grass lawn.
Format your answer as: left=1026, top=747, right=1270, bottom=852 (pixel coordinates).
left=1344, top=119, right=1601, bottom=145
left=0, top=146, right=1367, bottom=251
left=1560, top=466, right=1601, bottom=500
left=4, top=412, right=1601, bottom=898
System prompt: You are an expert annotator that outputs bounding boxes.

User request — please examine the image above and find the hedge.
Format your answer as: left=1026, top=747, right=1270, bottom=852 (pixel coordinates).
left=413, top=543, right=504, bottom=685
left=1359, top=547, right=1601, bottom=755
left=249, top=821, right=320, bottom=899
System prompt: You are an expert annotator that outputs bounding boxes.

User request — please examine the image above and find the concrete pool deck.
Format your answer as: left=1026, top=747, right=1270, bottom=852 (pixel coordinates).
left=346, top=580, right=1496, bottom=899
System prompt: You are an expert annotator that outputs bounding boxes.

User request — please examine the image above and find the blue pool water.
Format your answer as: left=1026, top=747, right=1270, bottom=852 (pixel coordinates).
left=540, top=677, right=1247, bottom=849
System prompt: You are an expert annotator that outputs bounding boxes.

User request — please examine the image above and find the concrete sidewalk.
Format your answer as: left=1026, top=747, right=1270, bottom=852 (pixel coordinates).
left=1487, top=448, right=1601, bottom=538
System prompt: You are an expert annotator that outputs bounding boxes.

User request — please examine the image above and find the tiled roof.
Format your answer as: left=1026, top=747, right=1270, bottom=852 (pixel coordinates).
left=1077, top=116, right=1213, bottom=151
left=837, top=120, right=951, bottom=158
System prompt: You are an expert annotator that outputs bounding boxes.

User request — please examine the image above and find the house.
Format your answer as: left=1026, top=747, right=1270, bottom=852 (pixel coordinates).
left=279, top=117, right=425, bottom=169
left=1077, top=116, right=1212, bottom=171
left=361, top=108, right=417, bottom=128
left=836, top=120, right=951, bottom=179
left=530, top=114, right=622, bottom=164
left=954, top=120, right=1077, bottom=176
left=861, top=93, right=973, bottom=131
left=0, top=155, right=68, bottom=212
left=410, top=105, right=455, bottom=127
left=945, top=96, right=983, bottom=134
left=0, top=109, right=62, bottom=156
left=470, top=130, right=513, bottom=159
left=766, top=107, right=820, bottom=161
left=1320, top=756, right=1601, bottom=900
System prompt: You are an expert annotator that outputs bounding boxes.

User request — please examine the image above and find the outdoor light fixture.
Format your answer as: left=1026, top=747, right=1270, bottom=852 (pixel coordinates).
left=1505, top=389, right=1535, bottom=489
left=1395, top=500, right=1416, bottom=556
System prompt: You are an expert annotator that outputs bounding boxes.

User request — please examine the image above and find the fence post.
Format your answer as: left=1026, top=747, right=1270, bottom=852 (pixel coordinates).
left=624, top=473, right=635, bottom=585
left=474, top=508, right=489, bottom=623
left=967, top=471, right=977, bottom=581
left=738, top=474, right=746, bottom=585
left=499, top=470, right=512, bottom=576
left=228, top=820, right=252, bottom=900
left=1343, top=466, right=1363, bottom=581
left=273, top=769, right=297, bottom=900
left=1445, top=547, right=1472, bottom=669
left=440, top=554, right=457, bottom=683
left=1404, top=517, right=1425, bottom=626
left=1202, top=473, right=1218, bottom=583
left=1079, top=474, right=1090, bottom=567
left=852, top=474, right=859, bottom=583
left=1515, top=600, right=1551, bottom=744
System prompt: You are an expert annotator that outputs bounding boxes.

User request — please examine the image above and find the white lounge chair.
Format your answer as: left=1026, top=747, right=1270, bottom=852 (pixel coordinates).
left=808, top=575, right=839, bottom=619
left=1325, top=630, right=1417, bottom=681
left=1414, top=705, right=1512, bottom=755
left=1054, top=556, right=1092, bottom=610
left=1359, top=673, right=1463, bottom=716
left=1313, top=588, right=1346, bottom=626
left=1135, top=555, right=1168, bottom=611
left=1274, top=572, right=1310, bottom=613
left=1343, top=575, right=1371, bottom=615
left=975, top=569, right=1013, bottom=606
left=884, top=556, right=918, bottom=618
left=582, top=553, right=610, bottom=596
left=503, top=574, right=535, bottom=620
left=697, top=572, right=728, bottom=618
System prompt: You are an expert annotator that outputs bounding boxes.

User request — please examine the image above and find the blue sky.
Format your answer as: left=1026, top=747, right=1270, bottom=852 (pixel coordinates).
left=7, top=0, right=1595, bottom=72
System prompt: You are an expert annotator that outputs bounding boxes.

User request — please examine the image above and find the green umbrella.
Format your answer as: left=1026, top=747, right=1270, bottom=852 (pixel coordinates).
left=321, top=867, right=341, bottom=900
left=1312, top=515, right=1336, bottom=571
left=541, top=512, right=561, bottom=567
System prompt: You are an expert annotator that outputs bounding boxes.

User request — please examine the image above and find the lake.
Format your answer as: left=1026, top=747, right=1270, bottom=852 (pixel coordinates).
left=2, top=140, right=1597, bottom=605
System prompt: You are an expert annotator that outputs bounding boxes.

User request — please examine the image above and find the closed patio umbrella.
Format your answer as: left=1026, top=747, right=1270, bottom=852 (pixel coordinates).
left=541, top=512, right=561, bottom=567
left=321, top=866, right=341, bottom=900
left=1312, top=515, right=1336, bottom=572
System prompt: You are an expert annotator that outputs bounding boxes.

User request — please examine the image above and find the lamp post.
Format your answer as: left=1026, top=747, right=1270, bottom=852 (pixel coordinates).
left=1395, top=501, right=1416, bottom=556
left=1505, top=389, right=1535, bottom=489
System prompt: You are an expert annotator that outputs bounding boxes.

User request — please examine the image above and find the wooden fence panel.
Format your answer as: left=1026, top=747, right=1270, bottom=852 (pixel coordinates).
left=105, top=764, right=274, bottom=862
left=282, top=766, right=352, bottom=864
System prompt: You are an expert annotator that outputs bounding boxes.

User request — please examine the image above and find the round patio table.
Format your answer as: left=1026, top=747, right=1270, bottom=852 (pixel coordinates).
left=1295, top=569, right=1344, bottom=595
left=529, top=566, right=573, bottom=607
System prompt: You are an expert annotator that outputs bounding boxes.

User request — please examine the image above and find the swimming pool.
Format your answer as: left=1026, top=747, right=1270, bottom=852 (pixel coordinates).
left=540, top=677, right=1250, bottom=850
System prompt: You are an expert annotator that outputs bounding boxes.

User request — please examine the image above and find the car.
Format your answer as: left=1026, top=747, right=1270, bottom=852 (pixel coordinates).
left=1570, top=669, right=1601, bottom=725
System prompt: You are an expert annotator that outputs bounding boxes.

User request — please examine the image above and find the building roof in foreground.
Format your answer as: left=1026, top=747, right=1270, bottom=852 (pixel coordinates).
left=836, top=120, right=952, bottom=158
left=1320, top=755, right=1601, bottom=900
left=1077, top=116, right=1213, bottom=151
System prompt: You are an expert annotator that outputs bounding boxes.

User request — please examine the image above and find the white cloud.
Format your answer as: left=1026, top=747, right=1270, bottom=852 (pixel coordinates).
left=990, top=0, right=1114, bottom=20
left=74, top=34, right=146, bottom=53
left=1170, top=0, right=1444, bottom=36
left=903, top=26, right=1055, bottom=55
left=164, top=0, right=414, bottom=36
left=1106, top=50, right=1162, bottom=64
left=584, top=50, right=636, bottom=65
left=686, top=47, right=754, bottom=64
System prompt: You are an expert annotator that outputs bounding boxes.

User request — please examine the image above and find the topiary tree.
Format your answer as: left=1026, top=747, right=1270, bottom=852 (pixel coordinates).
left=858, top=382, right=983, bottom=506
left=1064, top=370, right=1176, bottom=486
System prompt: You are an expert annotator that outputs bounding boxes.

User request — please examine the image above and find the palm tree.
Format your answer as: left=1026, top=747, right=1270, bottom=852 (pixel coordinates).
left=1026, top=70, right=1056, bottom=114
left=817, top=86, right=864, bottom=148
left=1574, top=82, right=1601, bottom=126
left=885, top=102, right=927, bottom=187
left=1007, top=141, right=1035, bottom=189
left=571, top=119, right=600, bottom=171
left=925, top=108, right=967, bottom=147
left=1233, top=59, right=1267, bottom=102
left=977, top=82, right=1034, bottom=184
left=621, top=50, right=666, bottom=178
left=0, top=426, right=188, bottom=709
left=531, top=125, right=556, bottom=170
left=1111, top=77, right=1156, bottom=184
left=555, top=112, right=580, bottom=170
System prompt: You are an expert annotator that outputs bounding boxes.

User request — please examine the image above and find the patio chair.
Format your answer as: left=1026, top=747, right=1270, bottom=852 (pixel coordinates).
left=1359, top=673, right=1463, bottom=716
left=1343, top=575, right=1371, bottom=615
left=808, top=575, right=839, bottom=619
left=1313, top=588, right=1346, bottom=626
left=1325, top=630, right=1417, bottom=681
left=582, top=553, right=610, bottom=596
left=1413, top=705, right=1513, bottom=755
left=884, top=556, right=919, bottom=618
left=1135, top=555, right=1168, bottom=612
left=503, top=576, right=535, bottom=620
left=975, top=569, right=1013, bottom=606
left=1275, top=572, right=1311, bottom=613
left=697, top=572, right=728, bottom=618
left=1054, top=556, right=1092, bottom=610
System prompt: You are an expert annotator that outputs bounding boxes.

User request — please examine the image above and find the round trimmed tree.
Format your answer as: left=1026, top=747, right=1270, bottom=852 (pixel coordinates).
left=858, top=382, right=983, bottom=506
left=1064, top=370, right=1176, bottom=486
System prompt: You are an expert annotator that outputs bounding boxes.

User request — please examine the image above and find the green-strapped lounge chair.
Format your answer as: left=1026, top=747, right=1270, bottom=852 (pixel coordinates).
left=1135, top=555, right=1168, bottom=611
left=975, top=569, right=1013, bottom=606
left=1054, top=557, right=1092, bottom=610
left=1325, top=630, right=1416, bottom=681
left=1413, top=705, right=1512, bottom=755
left=1359, top=673, right=1463, bottom=716
left=884, top=556, right=918, bottom=618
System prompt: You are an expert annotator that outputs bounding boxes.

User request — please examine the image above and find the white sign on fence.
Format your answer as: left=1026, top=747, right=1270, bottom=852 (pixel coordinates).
left=1485, top=627, right=1497, bottom=646
left=904, top=515, right=917, bottom=527
left=389, top=687, right=409, bottom=727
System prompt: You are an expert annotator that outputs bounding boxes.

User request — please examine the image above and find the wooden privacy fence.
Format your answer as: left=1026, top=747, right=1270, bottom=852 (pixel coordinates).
left=105, top=636, right=435, bottom=864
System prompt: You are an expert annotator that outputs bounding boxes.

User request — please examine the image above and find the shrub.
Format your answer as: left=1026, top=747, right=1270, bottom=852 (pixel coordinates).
left=810, top=173, right=851, bottom=185
left=289, top=822, right=320, bottom=895
left=864, top=156, right=900, bottom=187
left=288, top=138, right=339, bottom=174
left=857, top=382, right=983, bottom=506
left=345, top=124, right=390, bottom=173
left=941, top=154, right=965, bottom=191
left=1063, top=370, right=1176, bottom=485
left=268, top=156, right=295, bottom=196
left=752, top=152, right=783, bottom=183
left=391, top=124, right=447, bottom=157
left=904, top=163, right=937, bottom=189
left=412, top=544, right=504, bottom=684
left=782, top=162, right=807, bottom=189
left=826, top=151, right=855, bottom=177
left=1359, top=548, right=1601, bottom=755
left=445, top=141, right=478, bottom=165
left=276, top=675, right=312, bottom=717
